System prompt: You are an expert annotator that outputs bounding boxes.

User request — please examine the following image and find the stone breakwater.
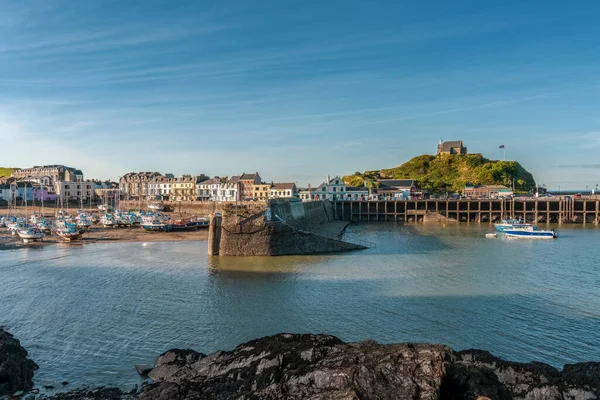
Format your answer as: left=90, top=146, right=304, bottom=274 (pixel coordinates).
left=210, top=200, right=366, bottom=256
left=4, top=330, right=600, bottom=399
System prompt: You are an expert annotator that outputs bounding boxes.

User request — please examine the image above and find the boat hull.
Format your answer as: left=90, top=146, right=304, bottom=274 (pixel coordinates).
left=57, top=233, right=83, bottom=242
left=504, top=230, right=557, bottom=239
left=141, top=224, right=166, bottom=232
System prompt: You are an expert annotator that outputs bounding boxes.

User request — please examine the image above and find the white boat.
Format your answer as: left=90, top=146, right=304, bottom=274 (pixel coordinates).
left=18, top=227, right=44, bottom=243
left=504, top=225, right=558, bottom=239
left=148, top=202, right=164, bottom=211
left=97, top=204, right=112, bottom=211
left=494, top=219, right=529, bottom=231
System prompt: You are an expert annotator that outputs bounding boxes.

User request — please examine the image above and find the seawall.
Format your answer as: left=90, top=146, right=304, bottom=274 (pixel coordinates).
left=210, top=200, right=366, bottom=256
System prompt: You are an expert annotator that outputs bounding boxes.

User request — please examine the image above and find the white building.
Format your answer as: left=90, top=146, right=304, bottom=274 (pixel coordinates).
left=56, top=181, right=92, bottom=201
left=196, top=178, right=222, bottom=201
left=299, top=176, right=368, bottom=201
left=217, top=178, right=240, bottom=202
left=270, top=183, right=298, bottom=199
left=149, top=175, right=174, bottom=200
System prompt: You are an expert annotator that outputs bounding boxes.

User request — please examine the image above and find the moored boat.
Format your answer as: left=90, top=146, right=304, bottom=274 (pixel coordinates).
left=165, top=216, right=209, bottom=232
left=495, top=219, right=529, bottom=231
left=504, top=225, right=558, bottom=239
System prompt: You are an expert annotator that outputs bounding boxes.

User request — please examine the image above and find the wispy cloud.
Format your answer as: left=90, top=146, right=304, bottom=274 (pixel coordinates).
left=554, top=164, right=600, bottom=169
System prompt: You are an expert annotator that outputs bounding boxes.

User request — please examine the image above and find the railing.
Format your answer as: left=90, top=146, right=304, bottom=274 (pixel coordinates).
left=272, top=214, right=376, bottom=249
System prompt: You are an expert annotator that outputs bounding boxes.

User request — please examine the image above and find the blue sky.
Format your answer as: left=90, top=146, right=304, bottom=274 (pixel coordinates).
left=1, top=0, right=599, bottom=189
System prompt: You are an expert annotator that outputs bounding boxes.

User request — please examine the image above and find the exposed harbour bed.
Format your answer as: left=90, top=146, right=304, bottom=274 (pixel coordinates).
left=0, top=227, right=208, bottom=250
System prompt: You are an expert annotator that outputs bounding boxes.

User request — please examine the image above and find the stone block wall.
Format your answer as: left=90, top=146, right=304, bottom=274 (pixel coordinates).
left=212, top=200, right=364, bottom=256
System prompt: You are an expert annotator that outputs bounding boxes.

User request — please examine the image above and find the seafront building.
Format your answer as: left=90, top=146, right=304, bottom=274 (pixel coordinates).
left=119, top=172, right=163, bottom=200
left=11, top=165, right=83, bottom=184
left=376, top=179, right=419, bottom=200
left=251, top=183, right=271, bottom=201
left=463, top=184, right=513, bottom=199
left=172, top=175, right=205, bottom=201
left=270, top=183, right=298, bottom=199
left=239, top=173, right=262, bottom=200
left=148, top=174, right=175, bottom=200
left=196, top=177, right=223, bottom=201
left=299, top=176, right=369, bottom=201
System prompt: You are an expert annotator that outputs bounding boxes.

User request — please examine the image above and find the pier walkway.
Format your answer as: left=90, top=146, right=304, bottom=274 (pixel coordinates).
left=332, top=199, right=600, bottom=224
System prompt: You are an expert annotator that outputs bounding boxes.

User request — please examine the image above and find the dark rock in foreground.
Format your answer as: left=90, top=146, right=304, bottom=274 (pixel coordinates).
left=138, top=333, right=600, bottom=400
left=26, top=333, right=600, bottom=399
left=0, top=328, right=38, bottom=396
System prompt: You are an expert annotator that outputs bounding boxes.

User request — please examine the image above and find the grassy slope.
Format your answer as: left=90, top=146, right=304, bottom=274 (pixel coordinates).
left=0, top=167, right=18, bottom=177
left=343, top=154, right=536, bottom=192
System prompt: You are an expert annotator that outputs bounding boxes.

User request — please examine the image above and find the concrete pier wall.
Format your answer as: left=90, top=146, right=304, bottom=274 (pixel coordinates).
left=333, top=199, right=600, bottom=224
left=210, top=200, right=365, bottom=256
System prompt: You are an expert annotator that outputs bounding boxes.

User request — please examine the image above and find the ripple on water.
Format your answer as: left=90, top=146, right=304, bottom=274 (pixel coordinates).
left=1, top=225, right=599, bottom=388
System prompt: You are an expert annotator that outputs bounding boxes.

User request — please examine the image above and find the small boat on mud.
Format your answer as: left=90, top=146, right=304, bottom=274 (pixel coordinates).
left=55, top=227, right=83, bottom=242
left=141, top=219, right=167, bottom=231
left=18, top=227, right=44, bottom=243
left=165, top=217, right=209, bottom=232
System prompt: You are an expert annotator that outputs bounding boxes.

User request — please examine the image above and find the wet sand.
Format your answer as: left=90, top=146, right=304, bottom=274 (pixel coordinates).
left=0, top=226, right=208, bottom=250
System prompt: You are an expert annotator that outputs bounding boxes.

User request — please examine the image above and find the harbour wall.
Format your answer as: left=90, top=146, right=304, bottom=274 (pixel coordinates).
left=210, top=200, right=366, bottom=256
left=119, top=200, right=262, bottom=216
left=332, top=199, right=600, bottom=224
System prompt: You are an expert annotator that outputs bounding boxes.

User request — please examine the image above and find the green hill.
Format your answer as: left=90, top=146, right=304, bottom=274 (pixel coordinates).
left=344, top=154, right=536, bottom=193
left=0, top=167, right=18, bottom=177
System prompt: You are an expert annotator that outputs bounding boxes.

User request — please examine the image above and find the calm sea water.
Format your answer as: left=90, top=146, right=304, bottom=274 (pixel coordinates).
left=1, top=223, right=599, bottom=389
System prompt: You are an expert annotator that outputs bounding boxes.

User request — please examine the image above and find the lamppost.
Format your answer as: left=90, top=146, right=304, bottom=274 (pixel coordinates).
left=558, top=184, right=561, bottom=196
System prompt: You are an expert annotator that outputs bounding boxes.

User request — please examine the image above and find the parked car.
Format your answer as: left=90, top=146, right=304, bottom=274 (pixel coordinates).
left=574, top=193, right=582, bottom=199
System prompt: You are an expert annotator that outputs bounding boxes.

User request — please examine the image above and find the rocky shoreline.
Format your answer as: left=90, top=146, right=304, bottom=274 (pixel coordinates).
left=2, top=329, right=599, bottom=399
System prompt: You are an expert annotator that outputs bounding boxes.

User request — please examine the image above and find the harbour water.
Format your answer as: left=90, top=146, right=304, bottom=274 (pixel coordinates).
left=1, top=223, right=599, bottom=389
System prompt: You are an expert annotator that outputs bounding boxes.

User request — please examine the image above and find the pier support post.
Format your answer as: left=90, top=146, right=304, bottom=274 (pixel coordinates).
left=208, top=213, right=222, bottom=256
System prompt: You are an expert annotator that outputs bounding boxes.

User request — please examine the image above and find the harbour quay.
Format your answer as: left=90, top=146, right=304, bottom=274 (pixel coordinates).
left=332, top=198, right=600, bottom=224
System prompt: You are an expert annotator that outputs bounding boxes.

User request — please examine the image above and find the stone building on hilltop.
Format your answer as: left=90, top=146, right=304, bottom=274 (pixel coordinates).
left=437, top=140, right=467, bottom=155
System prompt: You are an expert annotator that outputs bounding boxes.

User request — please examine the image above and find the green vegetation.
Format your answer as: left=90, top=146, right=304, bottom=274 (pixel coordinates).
left=343, top=154, right=535, bottom=193
left=0, top=167, right=18, bottom=177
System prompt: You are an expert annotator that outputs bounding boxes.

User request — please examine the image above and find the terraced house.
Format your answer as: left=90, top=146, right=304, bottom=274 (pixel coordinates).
left=270, top=183, right=298, bottom=199
left=251, top=183, right=271, bottom=202
left=119, top=172, right=163, bottom=200
left=239, top=172, right=261, bottom=200
left=172, top=175, right=204, bottom=201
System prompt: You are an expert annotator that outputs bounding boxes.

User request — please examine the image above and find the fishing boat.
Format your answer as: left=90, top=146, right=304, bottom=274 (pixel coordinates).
left=494, top=218, right=529, bottom=231
left=140, top=217, right=167, bottom=231
left=165, top=216, right=209, bottom=232
left=504, top=225, right=558, bottom=239
left=17, top=227, right=44, bottom=243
